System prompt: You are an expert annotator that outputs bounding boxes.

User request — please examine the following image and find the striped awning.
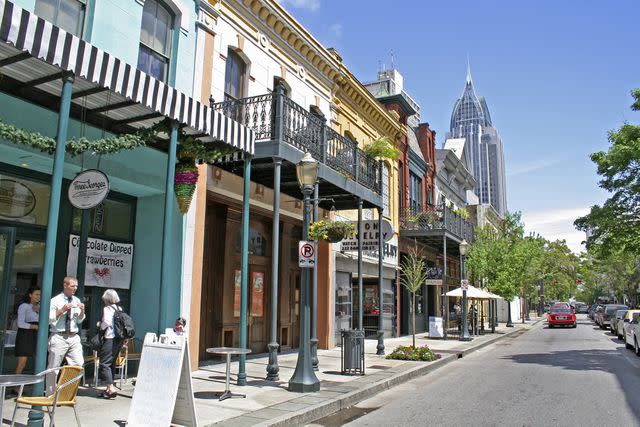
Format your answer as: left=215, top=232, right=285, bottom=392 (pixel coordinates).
left=0, top=0, right=254, bottom=154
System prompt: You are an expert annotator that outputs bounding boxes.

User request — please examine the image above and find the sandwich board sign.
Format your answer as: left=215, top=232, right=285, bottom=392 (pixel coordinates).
left=128, top=333, right=198, bottom=427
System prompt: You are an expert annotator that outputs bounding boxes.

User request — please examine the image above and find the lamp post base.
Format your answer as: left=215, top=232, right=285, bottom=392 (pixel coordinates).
left=266, top=342, right=280, bottom=381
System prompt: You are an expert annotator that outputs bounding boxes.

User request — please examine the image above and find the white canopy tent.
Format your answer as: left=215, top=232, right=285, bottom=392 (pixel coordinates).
left=445, top=284, right=501, bottom=299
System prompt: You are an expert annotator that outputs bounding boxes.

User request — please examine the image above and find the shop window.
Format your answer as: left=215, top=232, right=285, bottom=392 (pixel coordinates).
left=0, top=173, right=51, bottom=226
left=72, top=198, right=134, bottom=242
left=35, top=0, right=86, bottom=37
left=409, top=172, right=422, bottom=212
left=138, top=0, right=174, bottom=82
left=234, top=228, right=267, bottom=256
left=224, top=50, right=247, bottom=102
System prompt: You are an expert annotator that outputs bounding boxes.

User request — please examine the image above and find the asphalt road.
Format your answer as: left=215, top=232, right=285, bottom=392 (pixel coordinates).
left=317, top=315, right=640, bottom=427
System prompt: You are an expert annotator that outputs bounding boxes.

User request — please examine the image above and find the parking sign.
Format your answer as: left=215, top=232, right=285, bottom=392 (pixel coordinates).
left=298, top=241, right=316, bottom=268
left=461, top=279, right=469, bottom=290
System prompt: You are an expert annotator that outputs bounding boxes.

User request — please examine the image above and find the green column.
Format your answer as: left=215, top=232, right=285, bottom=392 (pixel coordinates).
left=29, top=75, right=74, bottom=426
left=238, top=155, right=252, bottom=386
left=159, top=121, right=178, bottom=333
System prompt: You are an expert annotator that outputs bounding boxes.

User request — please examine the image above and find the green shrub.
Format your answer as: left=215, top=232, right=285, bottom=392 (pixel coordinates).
left=385, top=345, right=440, bottom=362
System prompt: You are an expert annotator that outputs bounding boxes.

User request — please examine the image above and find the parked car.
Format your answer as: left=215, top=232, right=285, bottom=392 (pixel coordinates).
left=599, top=304, right=628, bottom=329
left=588, top=304, right=600, bottom=320
left=611, top=309, right=628, bottom=334
left=575, top=302, right=589, bottom=314
left=548, top=306, right=577, bottom=328
left=617, top=310, right=640, bottom=340
left=623, top=311, right=640, bottom=355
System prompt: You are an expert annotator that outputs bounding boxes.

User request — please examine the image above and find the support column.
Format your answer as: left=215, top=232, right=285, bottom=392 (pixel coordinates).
left=30, top=75, right=74, bottom=426
left=266, top=158, right=282, bottom=381
left=238, top=156, right=252, bottom=385
left=159, top=121, right=179, bottom=333
left=76, top=209, right=90, bottom=301
left=310, top=185, right=319, bottom=370
left=442, top=236, right=448, bottom=339
left=376, top=207, right=385, bottom=355
left=357, top=198, right=363, bottom=330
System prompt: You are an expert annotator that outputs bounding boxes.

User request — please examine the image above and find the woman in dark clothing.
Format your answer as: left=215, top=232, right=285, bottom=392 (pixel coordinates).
left=14, top=286, right=40, bottom=374
left=96, top=289, right=122, bottom=399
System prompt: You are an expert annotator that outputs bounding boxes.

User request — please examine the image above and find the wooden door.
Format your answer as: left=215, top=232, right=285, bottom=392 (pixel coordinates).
left=247, top=265, right=268, bottom=353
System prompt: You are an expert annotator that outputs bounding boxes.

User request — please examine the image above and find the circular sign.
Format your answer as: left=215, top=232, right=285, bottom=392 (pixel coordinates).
left=68, top=169, right=110, bottom=209
left=0, top=179, right=36, bottom=218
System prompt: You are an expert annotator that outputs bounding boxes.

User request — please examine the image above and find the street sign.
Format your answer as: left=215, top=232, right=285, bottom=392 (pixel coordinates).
left=461, top=279, right=469, bottom=291
left=298, top=241, right=316, bottom=268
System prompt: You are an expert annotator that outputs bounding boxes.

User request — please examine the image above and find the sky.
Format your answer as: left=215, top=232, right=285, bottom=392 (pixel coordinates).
left=276, top=0, right=640, bottom=254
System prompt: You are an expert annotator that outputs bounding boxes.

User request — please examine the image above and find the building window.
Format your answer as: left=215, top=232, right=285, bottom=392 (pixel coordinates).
left=224, top=50, right=247, bottom=102
left=409, top=172, right=422, bottom=212
left=138, top=0, right=173, bottom=82
left=382, top=164, right=390, bottom=217
left=35, top=0, right=86, bottom=36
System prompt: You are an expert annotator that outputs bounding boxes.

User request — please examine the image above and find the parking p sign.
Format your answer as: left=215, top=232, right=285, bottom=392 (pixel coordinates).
left=298, top=241, right=316, bottom=268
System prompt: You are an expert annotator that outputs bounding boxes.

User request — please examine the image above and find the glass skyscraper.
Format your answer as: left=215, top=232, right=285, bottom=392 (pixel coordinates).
left=447, top=67, right=507, bottom=217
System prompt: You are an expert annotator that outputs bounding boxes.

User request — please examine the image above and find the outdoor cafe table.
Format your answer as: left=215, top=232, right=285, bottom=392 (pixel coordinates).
left=0, top=374, right=44, bottom=424
left=205, top=347, right=252, bottom=401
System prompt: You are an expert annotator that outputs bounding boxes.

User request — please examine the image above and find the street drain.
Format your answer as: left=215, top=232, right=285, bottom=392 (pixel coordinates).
left=312, top=405, right=380, bottom=426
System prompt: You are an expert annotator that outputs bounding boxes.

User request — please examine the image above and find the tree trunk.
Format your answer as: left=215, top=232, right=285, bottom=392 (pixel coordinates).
left=411, top=292, right=416, bottom=348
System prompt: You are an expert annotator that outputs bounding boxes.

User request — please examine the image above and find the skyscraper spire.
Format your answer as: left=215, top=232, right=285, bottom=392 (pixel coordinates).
left=466, top=55, right=472, bottom=84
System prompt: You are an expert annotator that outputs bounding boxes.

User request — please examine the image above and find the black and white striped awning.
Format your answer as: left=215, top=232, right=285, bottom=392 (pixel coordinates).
left=0, top=0, right=254, bottom=154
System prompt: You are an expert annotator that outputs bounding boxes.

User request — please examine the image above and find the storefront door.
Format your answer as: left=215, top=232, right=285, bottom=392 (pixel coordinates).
left=0, top=227, right=16, bottom=374
left=248, top=266, right=268, bottom=354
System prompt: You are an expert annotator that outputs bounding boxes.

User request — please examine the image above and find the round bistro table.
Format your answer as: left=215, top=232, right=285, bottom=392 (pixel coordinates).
left=205, top=347, right=252, bottom=401
left=0, top=374, right=44, bottom=424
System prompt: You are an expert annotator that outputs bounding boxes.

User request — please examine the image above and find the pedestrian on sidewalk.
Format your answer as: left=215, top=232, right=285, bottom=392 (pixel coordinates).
left=47, top=276, right=85, bottom=395
left=97, top=289, right=123, bottom=399
left=166, top=317, right=187, bottom=336
left=14, top=286, right=41, bottom=375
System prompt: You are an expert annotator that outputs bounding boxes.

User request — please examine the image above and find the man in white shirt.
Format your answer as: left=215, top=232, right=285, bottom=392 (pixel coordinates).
left=46, top=276, right=85, bottom=393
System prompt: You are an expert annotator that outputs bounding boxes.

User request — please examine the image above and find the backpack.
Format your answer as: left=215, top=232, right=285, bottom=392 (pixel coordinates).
left=113, top=306, right=135, bottom=339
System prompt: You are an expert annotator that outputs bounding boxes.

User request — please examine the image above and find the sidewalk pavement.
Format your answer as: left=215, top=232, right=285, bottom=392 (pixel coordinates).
left=3, top=318, right=542, bottom=427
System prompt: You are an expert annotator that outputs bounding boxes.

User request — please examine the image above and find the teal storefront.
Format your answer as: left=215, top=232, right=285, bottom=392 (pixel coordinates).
left=0, top=0, right=254, bottom=378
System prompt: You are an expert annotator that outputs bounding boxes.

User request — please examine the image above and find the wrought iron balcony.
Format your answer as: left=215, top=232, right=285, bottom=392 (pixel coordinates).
left=399, top=205, right=474, bottom=243
left=212, top=92, right=382, bottom=195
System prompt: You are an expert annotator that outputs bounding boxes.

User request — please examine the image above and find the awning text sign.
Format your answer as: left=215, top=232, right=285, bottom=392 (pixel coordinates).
left=66, top=234, right=133, bottom=289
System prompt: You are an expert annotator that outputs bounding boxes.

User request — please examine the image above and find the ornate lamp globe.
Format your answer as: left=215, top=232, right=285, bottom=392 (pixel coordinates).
left=459, top=239, right=469, bottom=256
left=296, top=152, right=318, bottom=189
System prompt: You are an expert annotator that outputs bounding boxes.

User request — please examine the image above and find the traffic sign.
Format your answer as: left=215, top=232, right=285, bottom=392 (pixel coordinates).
left=461, top=279, right=469, bottom=290
left=298, top=241, right=316, bottom=268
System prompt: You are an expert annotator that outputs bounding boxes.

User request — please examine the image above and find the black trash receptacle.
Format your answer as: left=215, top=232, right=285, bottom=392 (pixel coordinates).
left=341, top=329, right=365, bottom=375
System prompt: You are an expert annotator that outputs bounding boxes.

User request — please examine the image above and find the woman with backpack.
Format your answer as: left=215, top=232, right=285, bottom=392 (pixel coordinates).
left=96, top=289, right=123, bottom=399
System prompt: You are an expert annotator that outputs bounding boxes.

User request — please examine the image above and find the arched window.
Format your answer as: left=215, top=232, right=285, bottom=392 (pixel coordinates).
left=35, top=0, right=86, bottom=37
left=224, top=50, right=247, bottom=102
left=138, top=0, right=174, bottom=82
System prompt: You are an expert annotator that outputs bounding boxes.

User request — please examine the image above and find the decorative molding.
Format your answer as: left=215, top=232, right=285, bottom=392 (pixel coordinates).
left=257, top=32, right=269, bottom=49
left=197, top=1, right=219, bottom=34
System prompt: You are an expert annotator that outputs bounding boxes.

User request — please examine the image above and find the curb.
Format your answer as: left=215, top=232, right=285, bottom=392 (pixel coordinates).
left=261, top=325, right=530, bottom=427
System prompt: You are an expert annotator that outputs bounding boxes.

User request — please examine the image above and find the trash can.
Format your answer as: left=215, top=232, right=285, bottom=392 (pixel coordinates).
left=341, top=329, right=365, bottom=375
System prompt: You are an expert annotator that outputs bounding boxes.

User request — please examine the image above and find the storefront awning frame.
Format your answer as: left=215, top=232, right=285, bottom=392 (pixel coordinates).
left=0, top=0, right=254, bottom=153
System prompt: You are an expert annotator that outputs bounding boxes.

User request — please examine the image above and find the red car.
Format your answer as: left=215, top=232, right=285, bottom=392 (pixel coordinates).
left=548, top=306, right=577, bottom=328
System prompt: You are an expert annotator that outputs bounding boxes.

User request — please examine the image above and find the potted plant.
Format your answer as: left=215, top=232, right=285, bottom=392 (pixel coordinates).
left=362, top=136, right=400, bottom=160
left=309, top=219, right=356, bottom=243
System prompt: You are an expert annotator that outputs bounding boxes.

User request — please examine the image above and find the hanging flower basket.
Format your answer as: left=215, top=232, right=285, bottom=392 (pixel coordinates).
left=309, top=220, right=355, bottom=243
left=174, top=160, right=199, bottom=214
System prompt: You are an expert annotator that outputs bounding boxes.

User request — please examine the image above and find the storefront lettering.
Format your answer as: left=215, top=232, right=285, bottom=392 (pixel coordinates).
left=68, top=170, right=110, bottom=210
left=0, top=179, right=36, bottom=218
left=67, top=234, right=133, bottom=289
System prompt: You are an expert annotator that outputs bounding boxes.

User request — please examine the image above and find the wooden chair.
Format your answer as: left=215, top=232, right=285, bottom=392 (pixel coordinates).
left=124, top=338, right=142, bottom=383
left=11, top=365, right=84, bottom=427
left=115, top=345, right=128, bottom=389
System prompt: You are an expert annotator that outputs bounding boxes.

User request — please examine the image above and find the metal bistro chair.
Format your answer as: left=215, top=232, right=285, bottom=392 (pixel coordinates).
left=11, top=365, right=84, bottom=427
left=83, top=350, right=99, bottom=387
left=123, top=338, right=142, bottom=384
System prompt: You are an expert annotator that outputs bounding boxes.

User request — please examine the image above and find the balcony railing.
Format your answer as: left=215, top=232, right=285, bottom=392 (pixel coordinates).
left=213, top=93, right=382, bottom=195
left=399, top=205, right=474, bottom=242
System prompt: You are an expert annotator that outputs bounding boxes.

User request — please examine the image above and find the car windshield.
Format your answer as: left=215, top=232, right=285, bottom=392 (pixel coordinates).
left=605, top=306, right=627, bottom=314
left=551, top=308, right=571, bottom=314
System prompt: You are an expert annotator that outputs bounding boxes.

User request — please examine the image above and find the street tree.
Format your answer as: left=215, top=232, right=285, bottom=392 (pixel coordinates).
left=400, top=241, right=428, bottom=348
left=575, top=89, right=640, bottom=256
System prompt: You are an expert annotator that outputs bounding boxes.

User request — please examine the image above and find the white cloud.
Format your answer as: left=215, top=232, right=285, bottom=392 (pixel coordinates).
left=277, top=0, right=321, bottom=11
left=507, top=158, right=561, bottom=177
left=328, top=23, right=343, bottom=39
left=522, top=207, right=590, bottom=254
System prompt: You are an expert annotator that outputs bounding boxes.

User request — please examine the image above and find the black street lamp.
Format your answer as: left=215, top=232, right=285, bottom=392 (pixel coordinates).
left=459, top=239, right=472, bottom=341
left=289, top=153, right=321, bottom=393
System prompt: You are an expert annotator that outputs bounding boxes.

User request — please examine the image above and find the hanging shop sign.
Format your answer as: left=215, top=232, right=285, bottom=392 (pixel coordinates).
left=0, top=179, right=36, bottom=218
left=68, top=169, right=110, bottom=209
left=66, top=234, right=133, bottom=289
left=340, top=220, right=394, bottom=251
left=426, top=267, right=443, bottom=286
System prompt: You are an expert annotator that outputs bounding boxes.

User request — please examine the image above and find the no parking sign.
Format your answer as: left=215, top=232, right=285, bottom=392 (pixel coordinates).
left=298, top=241, right=316, bottom=268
